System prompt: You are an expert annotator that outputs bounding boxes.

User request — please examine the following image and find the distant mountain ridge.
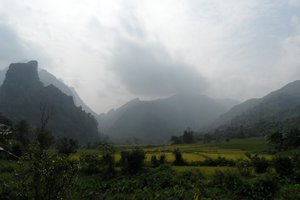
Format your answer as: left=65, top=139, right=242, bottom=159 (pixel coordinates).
left=0, top=66, right=96, bottom=116
left=0, top=61, right=99, bottom=143
left=98, top=93, right=239, bottom=143
left=213, top=80, right=300, bottom=129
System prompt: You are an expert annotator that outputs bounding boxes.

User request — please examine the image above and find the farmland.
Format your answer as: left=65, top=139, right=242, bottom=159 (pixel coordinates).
left=1, top=137, right=300, bottom=199
left=70, top=137, right=271, bottom=175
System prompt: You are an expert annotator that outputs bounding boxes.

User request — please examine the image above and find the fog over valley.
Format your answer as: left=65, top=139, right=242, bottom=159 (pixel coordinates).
left=1, top=0, right=300, bottom=114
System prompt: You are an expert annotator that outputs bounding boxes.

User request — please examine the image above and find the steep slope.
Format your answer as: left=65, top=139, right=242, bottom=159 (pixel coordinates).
left=0, top=67, right=96, bottom=116
left=98, top=93, right=238, bottom=143
left=0, top=61, right=99, bottom=143
left=214, top=80, right=300, bottom=128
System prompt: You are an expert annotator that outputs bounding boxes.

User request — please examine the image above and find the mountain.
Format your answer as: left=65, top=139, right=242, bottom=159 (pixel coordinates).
left=0, top=66, right=96, bottom=116
left=0, top=61, right=99, bottom=143
left=97, top=93, right=238, bottom=143
left=214, top=80, right=300, bottom=129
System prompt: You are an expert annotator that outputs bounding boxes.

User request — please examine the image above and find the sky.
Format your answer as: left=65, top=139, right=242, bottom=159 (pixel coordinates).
left=0, top=0, right=300, bottom=113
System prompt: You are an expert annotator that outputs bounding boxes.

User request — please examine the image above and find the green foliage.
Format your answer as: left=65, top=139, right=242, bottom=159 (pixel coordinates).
left=277, top=184, right=300, bottom=200
left=267, top=128, right=300, bottom=151
left=18, top=141, right=78, bottom=200
left=267, top=131, right=284, bottom=151
left=250, top=154, right=269, bottom=174
left=211, top=171, right=278, bottom=200
left=81, top=154, right=102, bottom=174
left=15, top=120, right=32, bottom=148
left=236, top=159, right=252, bottom=177
left=56, top=137, right=79, bottom=155
left=151, top=155, right=160, bottom=168
left=170, top=128, right=196, bottom=144
left=199, top=156, right=235, bottom=167
left=101, top=152, right=115, bottom=175
left=173, top=149, right=186, bottom=166
left=120, top=149, right=146, bottom=173
left=36, top=129, right=54, bottom=150
left=159, top=154, right=166, bottom=165
left=273, top=156, right=294, bottom=176
left=211, top=171, right=243, bottom=192
left=73, top=166, right=204, bottom=199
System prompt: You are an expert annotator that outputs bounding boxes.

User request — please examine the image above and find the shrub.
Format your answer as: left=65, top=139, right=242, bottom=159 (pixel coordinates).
left=251, top=155, right=269, bottom=174
left=159, top=154, right=166, bottom=165
left=273, top=156, right=294, bottom=176
left=173, top=149, right=186, bottom=166
left=101, top=153, right=115, bottom=175
left=81, top=154, right=102, bottom=174
left=120, top=149, right=145, bottom=173
left=19, top=142, right=78, bottom=200
left=151, top=155, right=159, bottom=168
left=211, top=171, right=243, bottom=192
left=56, top=138, right=79, bottom=155
left=250, top=174, right=279, bottom=200
left=200, top=156, right=235, bottom=167
left=236, top=159, right=252, bottom=177
left=277, top=184, right=300, bottom=200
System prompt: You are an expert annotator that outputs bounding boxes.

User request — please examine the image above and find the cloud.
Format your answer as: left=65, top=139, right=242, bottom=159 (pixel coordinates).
left=0, top=24, right=25, bottom=66
left=107, top=37, right=207, bottom=96
left=1, top=0, right=300, bottom=113
left=0, top=21, right=52, bottom=69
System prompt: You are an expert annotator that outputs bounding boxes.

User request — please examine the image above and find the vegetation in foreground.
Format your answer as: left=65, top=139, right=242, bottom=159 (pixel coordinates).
left=1, top=113, right=300, bottom=199
left=1, top=130, right=300, bottom=199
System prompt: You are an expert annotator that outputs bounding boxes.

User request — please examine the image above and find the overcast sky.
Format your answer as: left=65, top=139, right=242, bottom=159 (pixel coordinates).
left=1, top=0, right=300, bottom=113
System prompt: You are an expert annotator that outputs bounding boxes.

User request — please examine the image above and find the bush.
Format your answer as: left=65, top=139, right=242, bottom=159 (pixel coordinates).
left=56, top=138, right=79, bottom=155
left=81, top=154, right=102, bottom=174
left=120, top=149, right=145, bottom=173
left=273, top=156, right=294, bottom=176
left=236, top=159, right=252, bottom=177
left=151, top=155, right=159, bottom=168
left=101, top=153, right=115, bottom=175
left=200, top=156, right=235, bottom=167
left=277, top=184, right=300, bottom=200
left=236, top=173, right=279, bottom=200
left=251, top=155, right=269, bottom=174
left=19, top=142, right=78, bottom=200
left=159, top=154, right=166, bottom=165
left=173, top=149, right=186, bottom=166
left=211, top=171, right=243, bottom=192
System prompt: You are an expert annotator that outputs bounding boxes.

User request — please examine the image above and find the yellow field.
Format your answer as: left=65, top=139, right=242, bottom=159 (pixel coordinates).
left=72, top=137, right=272, bottom=163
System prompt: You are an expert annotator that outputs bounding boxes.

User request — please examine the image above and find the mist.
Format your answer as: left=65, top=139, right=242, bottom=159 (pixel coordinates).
left=0, top=0, right=300, bottom=113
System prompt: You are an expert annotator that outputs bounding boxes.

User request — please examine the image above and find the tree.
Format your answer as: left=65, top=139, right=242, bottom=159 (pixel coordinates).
left=120, top=149, right=145, bottom=173
left=151, top=155, right=160, bottom=168
left=173, top=149, right=185, bottom=166
left=182, top=128, right=195, bottom=144
left=170, top=136, right=182, bottom=144
left=15, top=120, right=31, bottom=147
left=267, top=131, right=284, bottom=151
left=250, top=155, right=269, bottom=174
left=36, top=102, right=55, bottom=150
left=37, top=130, right=54, bottom=150
left=19, top=141, right=78, bottom=200
left=285, top=128, right=300, bottom=149
left=273, top=156, right=294, bottom=176
left=56, top=138, right=79, bottom=155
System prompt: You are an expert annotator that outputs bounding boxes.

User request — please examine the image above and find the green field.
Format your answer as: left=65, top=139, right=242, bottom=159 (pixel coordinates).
left=70, top=137, right=271, bottom=175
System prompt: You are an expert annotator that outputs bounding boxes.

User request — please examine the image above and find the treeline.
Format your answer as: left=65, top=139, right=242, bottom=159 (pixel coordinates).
left=171, top=119, right=300, bottom=152
left=0, top=112, right=81, bottom=159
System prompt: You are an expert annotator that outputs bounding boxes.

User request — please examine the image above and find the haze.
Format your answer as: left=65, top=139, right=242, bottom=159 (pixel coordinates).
left=0, top=0, right=300, bottom=113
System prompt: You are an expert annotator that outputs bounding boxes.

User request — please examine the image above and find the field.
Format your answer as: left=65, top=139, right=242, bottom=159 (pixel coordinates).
left=2, top=137, right=300, bottom=199
left=71, top=137, right=271, bottom=175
